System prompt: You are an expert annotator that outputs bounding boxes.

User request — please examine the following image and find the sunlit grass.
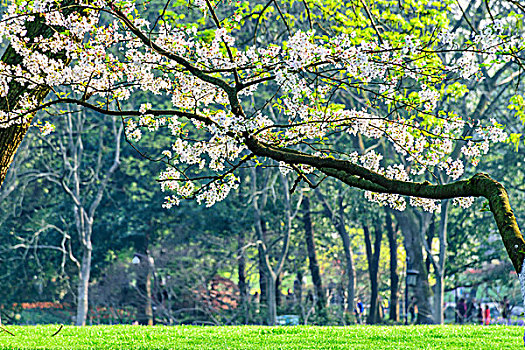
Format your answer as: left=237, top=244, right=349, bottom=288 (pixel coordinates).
left=0, top=325, right=523, bottom=349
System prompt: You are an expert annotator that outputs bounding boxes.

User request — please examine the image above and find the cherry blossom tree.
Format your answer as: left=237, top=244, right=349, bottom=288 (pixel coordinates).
left=2, top=0, right=525, bottom=316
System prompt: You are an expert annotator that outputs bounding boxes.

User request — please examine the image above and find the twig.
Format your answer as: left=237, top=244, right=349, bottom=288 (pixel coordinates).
left=0, top=325, right=15, bottom=336
left=51, top=324, right=63, bottom=337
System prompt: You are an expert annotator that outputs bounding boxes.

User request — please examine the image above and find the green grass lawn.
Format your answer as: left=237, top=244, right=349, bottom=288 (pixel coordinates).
left=0, top=325, right=523, bottom=349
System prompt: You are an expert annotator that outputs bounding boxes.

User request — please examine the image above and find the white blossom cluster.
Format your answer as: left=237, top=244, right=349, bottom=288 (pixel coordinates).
left=453, top=196, right=475, bottom=209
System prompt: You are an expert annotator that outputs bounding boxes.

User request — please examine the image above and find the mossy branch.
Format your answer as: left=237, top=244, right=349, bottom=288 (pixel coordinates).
left=245, top=137, right=525, bottom=273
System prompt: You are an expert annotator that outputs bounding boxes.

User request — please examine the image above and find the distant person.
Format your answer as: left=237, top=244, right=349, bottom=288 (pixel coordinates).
left=354, top=299, right=364, bottom=324
left=286, top=288, right=294, bottom=306
left=408, top=296, right=418, bottom=324
left=466, top=298, right=474, bottom=322
left=456, top=298, right=467, bottom=324
left=482, top=304, right=491, bottom=325
left=336, top=283, right=345, bottom=307
left=377, top=296, right=384, bottom=321
left=501, top=297, right=511, bottom=325
left=328, top=280, right=336, bottom=305
left=476, top=303, right=482, bottom=325
left=381, top=298, right=389, bottom=319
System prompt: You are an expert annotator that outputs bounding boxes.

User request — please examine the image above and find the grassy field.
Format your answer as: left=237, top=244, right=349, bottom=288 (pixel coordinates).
left=0, top=325, right=523, bottom=349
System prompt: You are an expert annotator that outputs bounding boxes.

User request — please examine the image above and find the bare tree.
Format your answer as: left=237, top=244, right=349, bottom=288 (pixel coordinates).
left=41, top=110, right=122, bottom=326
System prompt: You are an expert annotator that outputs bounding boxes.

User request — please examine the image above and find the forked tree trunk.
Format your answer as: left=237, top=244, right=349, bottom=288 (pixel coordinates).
left=251, top=170, right=292, bottom=326
left=316, top=190, right=356, bottom=315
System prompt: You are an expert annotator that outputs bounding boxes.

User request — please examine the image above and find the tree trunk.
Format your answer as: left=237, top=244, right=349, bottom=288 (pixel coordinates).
left=395, top=210, right=434, bottom=324
left=363, top=223, right=382, bottom=324
left=316, top=189, right=356, bottom=315
left=434, top=200, right=449, bottom=324
left=145, top=267, right=153, bottom=326
left=258, top=220, right=268, bottom=305
left=339, top=222, right=356, bottom=315
left=0, top=0, right=78, bottom=188
left=251, top=170, right=292, bottom=326
left=294, top=270, right=303, bottom=310
left=267, top=274, right=277, bottom=325
left=425, top=217, right=435, bottom=274
left=238, top=230, right=249, bottom=323
left=275, top=274, right=282, bottom=307
left=385, top=210, right=399, bottom=322
left=302, top=195, right=325, bottom=310
left=76, top=244, right=92, bottom=326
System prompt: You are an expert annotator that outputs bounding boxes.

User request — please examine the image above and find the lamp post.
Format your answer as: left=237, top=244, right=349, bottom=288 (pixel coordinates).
left=407, top=269, right=419, bottom=288
left=405, top=256, right=419, bottom=325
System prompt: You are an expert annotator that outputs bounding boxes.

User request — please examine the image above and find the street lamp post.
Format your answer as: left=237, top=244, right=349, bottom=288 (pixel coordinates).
left=405, top=256, right=419, bottom=325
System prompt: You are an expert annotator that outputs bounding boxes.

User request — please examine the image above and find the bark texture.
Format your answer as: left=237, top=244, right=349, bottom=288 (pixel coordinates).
left=0, top=1, right=77, bottom=188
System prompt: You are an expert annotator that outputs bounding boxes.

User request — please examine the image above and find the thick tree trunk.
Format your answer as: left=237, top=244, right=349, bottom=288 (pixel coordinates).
left=385, top=210, right=399, bottom=322
left=267, top=274, right=277, bottom=325
left=363, top=223, right=382, bottom=324
left=0, top=124, right=32, bottom=188
left=76, top=244, right=92, bottom=326
left=395, top=210, right=434, bottom=324
left=0, top=1, right=77, bottom=188
left=302, top=195, right=325, bottom=310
